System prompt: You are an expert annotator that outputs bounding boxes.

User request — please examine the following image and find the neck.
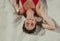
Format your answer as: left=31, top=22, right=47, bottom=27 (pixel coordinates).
left=26, top=9, right=34, bottom=18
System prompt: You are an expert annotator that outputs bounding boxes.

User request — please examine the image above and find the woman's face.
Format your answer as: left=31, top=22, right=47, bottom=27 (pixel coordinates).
left=25, top=18, right=36, bottom=30
left=24, top=9, right=36, bottom=30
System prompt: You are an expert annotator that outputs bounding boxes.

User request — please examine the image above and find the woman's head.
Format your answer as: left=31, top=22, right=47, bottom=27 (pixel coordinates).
left=22, top=9, right=43, bottom=34
left=24, top=18, right=36, bottom=30
left=24, top=9, right=36, bottom=30
left=22, top=9, right=36, bottom=34
left=23, top=17, right=36, bottom=34
left=23, top=17, right=43, bottom=34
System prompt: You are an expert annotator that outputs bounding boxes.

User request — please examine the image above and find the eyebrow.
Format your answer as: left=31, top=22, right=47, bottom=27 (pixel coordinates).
left=27, top=19, right=34, bottom=21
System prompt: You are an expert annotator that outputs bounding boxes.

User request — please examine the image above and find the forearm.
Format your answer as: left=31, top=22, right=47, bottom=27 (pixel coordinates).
left=36, top=0, right=56, bottom=30
left=19, top=1, right=25, bottom=15
left=13, top=0, right=19, bottom=12
left=13, top=0, right=24, bottom=15
left=37, top=10, right=56, bottom=30
left=39, top=11, right=56, bottom=29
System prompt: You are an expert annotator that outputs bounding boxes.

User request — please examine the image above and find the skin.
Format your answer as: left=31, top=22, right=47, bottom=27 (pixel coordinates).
left=25, top=9, right=36, bottom=30
left=23, top=0, right=35, bottom=10
left=36, top=1, right=56, bottom=30
left=13, top=0, right=19, bottom=11
left=13, top=0, right=56, bottom=30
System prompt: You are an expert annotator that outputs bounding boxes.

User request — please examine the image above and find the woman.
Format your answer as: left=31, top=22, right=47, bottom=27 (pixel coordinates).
left=13, top=0, right=56, bottom=34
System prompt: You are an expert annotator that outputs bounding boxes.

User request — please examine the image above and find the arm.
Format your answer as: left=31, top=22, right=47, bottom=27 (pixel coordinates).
left=42, top=18, right=56, bottom=30
left=13, top=0, right=19, bottom=12
left=36, top=0, right=56, bottom=30
left=19, top=0, right=25, bottom=15
left=13, top=0, right=24, bottom=15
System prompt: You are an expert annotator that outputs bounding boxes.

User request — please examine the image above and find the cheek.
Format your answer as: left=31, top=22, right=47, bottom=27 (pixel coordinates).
left=25, top=21, right=28, bottom=27
left=30, top=22, right=34, bottom=27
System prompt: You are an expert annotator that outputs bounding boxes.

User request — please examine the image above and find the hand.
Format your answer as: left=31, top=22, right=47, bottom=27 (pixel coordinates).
left=42, top=23, right=56, bottom=30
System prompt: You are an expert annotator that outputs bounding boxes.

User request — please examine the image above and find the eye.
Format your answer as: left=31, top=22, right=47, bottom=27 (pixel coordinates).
left=31, top=23, right=34, bottom=27
left=26, top=22, right=29, bottom=26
